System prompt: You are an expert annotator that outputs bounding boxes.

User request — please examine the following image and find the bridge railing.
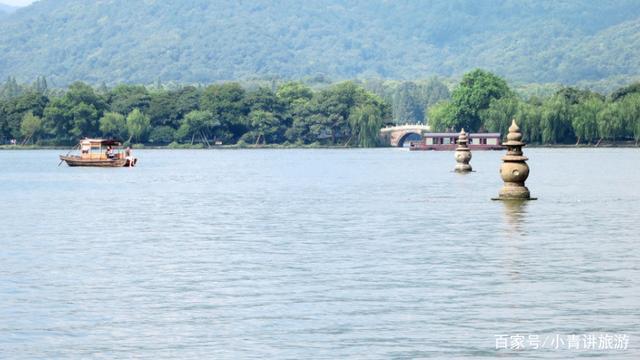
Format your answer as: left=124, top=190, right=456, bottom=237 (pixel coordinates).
left=380, top=123, right=431, bottom=131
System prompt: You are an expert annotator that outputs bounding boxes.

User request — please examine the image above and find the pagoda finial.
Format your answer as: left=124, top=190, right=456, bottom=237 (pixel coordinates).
left=506, top=119, right=523, bottom=143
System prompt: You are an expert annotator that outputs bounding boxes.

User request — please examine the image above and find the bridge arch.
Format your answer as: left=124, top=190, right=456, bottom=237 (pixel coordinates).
left=379, top=124, right=431, bottom=147
left=397, top=132, right=422, bottom=147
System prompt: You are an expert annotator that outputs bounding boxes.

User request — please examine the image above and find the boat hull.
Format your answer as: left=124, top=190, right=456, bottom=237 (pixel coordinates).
left=409, top=143, right=505, bottom=151
left=60, top=155, right=137, bottom=167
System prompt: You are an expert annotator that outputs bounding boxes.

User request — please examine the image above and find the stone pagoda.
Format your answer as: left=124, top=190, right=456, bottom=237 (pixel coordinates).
left=454, top=128, right=472, bottom=173
left=495, top=119, right=535, bottom=200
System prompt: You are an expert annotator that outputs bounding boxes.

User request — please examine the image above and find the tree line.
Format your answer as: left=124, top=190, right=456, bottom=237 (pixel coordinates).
left=428, top=70, right=640, bottom=145
left=2, top=71, right=640, bottom=147
left=0, top=78, right=391, bottom=147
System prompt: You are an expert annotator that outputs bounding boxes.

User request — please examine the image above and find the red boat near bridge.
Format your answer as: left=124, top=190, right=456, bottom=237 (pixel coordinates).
left=409, top=132, right=504, bottom=151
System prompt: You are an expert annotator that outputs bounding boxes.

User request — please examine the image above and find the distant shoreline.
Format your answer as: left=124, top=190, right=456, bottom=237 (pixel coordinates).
left=1, top=143, right=638, bottom=150
left=527, top=143, right=639, bottom=148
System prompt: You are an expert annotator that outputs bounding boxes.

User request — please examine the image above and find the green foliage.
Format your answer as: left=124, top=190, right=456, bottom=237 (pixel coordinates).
left=600, top=94, right=640, bottom=143
left=126, top=108, right=150, bottom=142
left=619, top=94, right=640, bottom=144
left=276, top=82, right=313, bottom=106
left=147, top=86, right=201, bottom=129
left=540, top=96, right=575, bottom=144
left=149, top=126, right=176, bottom=144
left=19, top=112, right=42, bottom=144
left=42, top=100, right=72, bottom=141
left=0, top=91, right=49, bottom=141
left=285, top=81, right=390, bottom=145
left=597, top=103, right=620, bottom=141
left=426, top=101, right=456, bottom=131
left=200, top=83, right=248, bottom=142
left=71, top=102, right=99, bottom=137
left=167, top=141, right=203, bottom=149
left=480, top=97, right=520, bottom=135
left=450, top=69, right=514, bottom=131
left=348, top=104, right=384, bottom=147
left=428, top=70, right=512, bottom=132
left=392, top=82, right=425, bottom=124
left=3, top=74, right=640, bottom=147
left=363, top=78, right=450, bottom=124
left=516, top=102, right=543, bottom=143
left=33, top=76, right=48, bottom=94
left=66, top=82, right=107, bottom=112
left=555, top=87, right=604, bottom=105
left=248, top=110, right=281, bottom=145
left=427, top=70, right=640, bottom=145
left=572, top=97, right=603, bottom=144
left=0, top=77, right=20, bottom=99
left=610, top=82, right=640, bottom=101
left=41, top=81, right=106, bottom=140
left=2, top=1, right=640, bottom=86
left=178, top=110, right=220, bottom=145
left=108, top=84, right=151, bottom=115
left=99, top=112, right=127, bottom=140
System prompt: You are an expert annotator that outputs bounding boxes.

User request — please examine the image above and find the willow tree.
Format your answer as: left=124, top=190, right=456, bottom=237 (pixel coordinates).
left=348, top=104, right=383, bottom=147
left=596, top=102, right=626, bottom=145
left=480, top=96, right=520, bottom=135
left=126, top=108, right=150, bottom=143
left=540, top=96, right=574, bottom=144
left=20, top=112, right=42, bottom=144
left=516, top=102, right=543, bottom=144
left=618, top=93, right=640, bottom=145
left=572, top=97, right=603, bottom=145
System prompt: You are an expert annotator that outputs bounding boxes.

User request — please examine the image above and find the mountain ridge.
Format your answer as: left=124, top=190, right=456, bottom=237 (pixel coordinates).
left=1, top=0, right=640, bottom=86
left=0, top=3, right=19, bottom=14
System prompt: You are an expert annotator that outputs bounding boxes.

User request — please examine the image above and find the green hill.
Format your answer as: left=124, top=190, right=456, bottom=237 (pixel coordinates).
left=0, top=3, right=19, bottom=14
left=1, top=0, right=640, bottom=86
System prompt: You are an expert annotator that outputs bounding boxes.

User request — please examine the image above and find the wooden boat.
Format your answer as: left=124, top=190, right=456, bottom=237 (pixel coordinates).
left=409, top=132, right=504, bottom=151
left=59, top=138, right=137, bottom=167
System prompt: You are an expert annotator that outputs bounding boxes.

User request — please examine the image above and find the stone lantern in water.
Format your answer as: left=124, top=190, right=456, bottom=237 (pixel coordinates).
left=495, top=119, right=535, bottom=200
left=454, top=128, right=472, bottom=172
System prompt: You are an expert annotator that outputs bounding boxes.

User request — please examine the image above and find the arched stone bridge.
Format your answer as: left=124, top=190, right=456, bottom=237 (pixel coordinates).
left=379, top=124, right=431, bottom=147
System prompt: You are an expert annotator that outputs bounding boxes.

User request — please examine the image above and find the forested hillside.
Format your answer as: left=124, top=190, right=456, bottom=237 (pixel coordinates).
left=1, top=0, right=640, bottom=86
left=0, top=3, right=18, bottom=14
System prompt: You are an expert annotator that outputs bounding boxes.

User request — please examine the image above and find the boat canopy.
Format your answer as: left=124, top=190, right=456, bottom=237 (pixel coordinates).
left=80, top=138, right=123, bottom=146
left=470, top=133, right=501, bottom=138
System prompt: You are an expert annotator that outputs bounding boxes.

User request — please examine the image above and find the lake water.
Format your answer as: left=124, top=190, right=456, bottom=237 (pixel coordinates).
left=0, top=148, right=639, bottom=359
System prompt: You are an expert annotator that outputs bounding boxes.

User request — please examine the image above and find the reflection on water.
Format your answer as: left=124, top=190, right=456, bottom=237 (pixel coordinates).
left=500, top=199, right=529, bottom=236
left=499, top=200, right=530, bottom=283
left=0, top=148, right=639, bottom=359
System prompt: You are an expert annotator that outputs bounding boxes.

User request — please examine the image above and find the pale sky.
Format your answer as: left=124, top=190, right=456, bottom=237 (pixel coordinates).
left=2, top=0, right=35, bottom=6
